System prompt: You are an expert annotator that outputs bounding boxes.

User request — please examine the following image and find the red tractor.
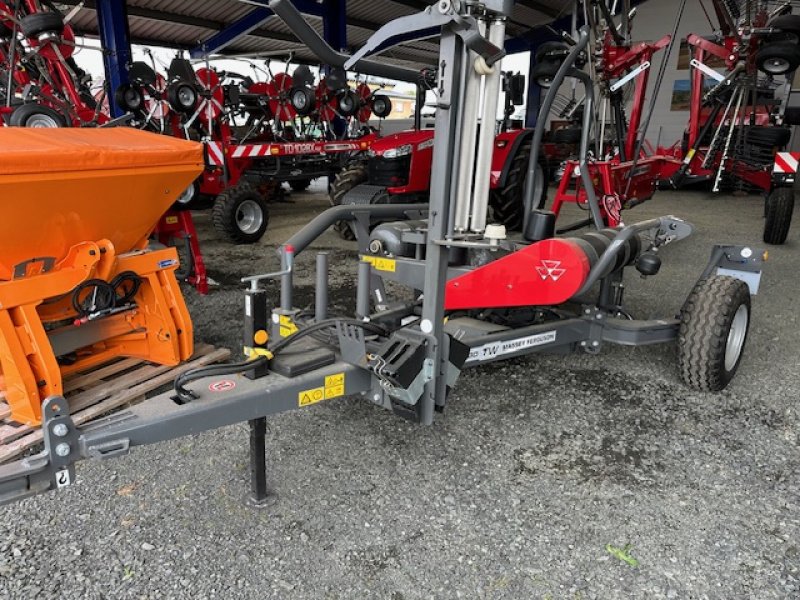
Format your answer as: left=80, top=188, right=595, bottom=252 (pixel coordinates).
left=330, top=71, right=543, bottom=239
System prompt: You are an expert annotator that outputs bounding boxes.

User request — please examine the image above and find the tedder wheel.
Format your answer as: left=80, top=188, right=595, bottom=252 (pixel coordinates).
left=167, top=81, right=198, bottom=114
left=20, top=12, right=64, bottom=38
left=678, top=275, right=751, bottom=392
left=743, top=125, right=792, bottom=148
left=755, top=42, right=800, bottom=75
left=114, top=83, right=144, bottom=113
left=212, top=184, right=270, bottom=244
left=329, top=163, right=368, bottom=240
left=290, top=179, right=313, bottom=192
left=371, top=95, right=392, bottom=119
left=9, top=103, right=64, bottom=127
left=535, top=41, right=570, bottom=64
left=768, top=14, right=800, bottom=43
left=763, top=187, right=795, bottom=245
left=173, top=179, right=201, bottom=210
left=489, top=137, right=546, bottom=230
left=290, top=87, right=316, bottom=116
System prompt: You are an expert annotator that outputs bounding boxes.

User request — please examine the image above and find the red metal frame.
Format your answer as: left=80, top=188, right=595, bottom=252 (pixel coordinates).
left=153, top=210, right=209, bottom=295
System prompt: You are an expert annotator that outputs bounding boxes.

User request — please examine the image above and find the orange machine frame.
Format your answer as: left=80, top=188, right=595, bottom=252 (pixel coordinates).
left=0, top=128, right=203, bottom=425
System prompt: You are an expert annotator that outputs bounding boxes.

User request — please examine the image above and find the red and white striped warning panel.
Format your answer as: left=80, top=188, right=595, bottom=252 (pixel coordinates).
left=204, top=141, right=225, bottom=167
left=773, top=152, right=800, bottom=174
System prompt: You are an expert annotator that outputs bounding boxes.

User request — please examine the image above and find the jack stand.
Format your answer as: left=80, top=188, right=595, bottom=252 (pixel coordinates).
left=246, top=416, right=274, bottom=507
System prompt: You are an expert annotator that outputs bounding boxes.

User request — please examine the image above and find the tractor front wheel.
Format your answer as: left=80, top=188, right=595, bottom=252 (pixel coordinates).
left=212, top=184, right=269, bottom=244
left=330, top=163, right=368, bottom=240
left=678, top=276, right=751, bottom=392
left=763, top=187, right=794, bottom=245
left=489, top=138, right=546, bottom=230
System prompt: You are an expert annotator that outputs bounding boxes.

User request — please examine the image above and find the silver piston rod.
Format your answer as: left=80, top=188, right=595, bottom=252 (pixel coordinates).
left=453, top=18, right=487, bottom=232
left=469, top=17, right=507, bottom=233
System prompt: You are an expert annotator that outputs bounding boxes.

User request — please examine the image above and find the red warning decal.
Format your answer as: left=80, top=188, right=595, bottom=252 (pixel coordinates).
left=209, top=379, right=236, bottom=393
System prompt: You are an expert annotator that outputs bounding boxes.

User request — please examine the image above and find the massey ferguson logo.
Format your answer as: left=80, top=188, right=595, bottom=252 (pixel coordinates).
left=536, top=260, right=566, bottom=281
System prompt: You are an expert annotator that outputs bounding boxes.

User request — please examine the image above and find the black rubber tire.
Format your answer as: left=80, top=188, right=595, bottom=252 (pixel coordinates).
left=755, top=42, right=800, bottom=75
left=530, top=60, right=560, bottom=88
left=678, top=275, right=751, bottom=392
left=289, top=178, right=312, bottom=192
left=290, top=87, right=315, bottom=116
left=784, top=106, right=800, bottom=126
left=114, top=83, right=144, bottom=112
left=768, top=14, right=800, bottom=43
left=535, top=41, right=569, bottom=63
left=763, top=187, right=794, bottom=245
left=0, top=21, right=12, bottom=40
left=552, top=126, right=582, bottom=144
left=489, top=138, right=546, bottom=230
left=8, top=103, right=65, bottom=127
left=743, top=125, right=792, bottom=149
left=337, top=89, right=360, bottom=117
left=167, top=81, right=198, bottom=114
left=20, top=12, right=64, bottom=38
left=329, top=164, right=368, bottom=240
left=212, top=184, right=270, bottom=244
left=371, top=95, right=392, bottom=119
left=172, top=179, right=201, bottom=211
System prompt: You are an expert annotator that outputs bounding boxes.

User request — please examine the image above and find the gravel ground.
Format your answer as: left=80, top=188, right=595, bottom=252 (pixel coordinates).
left=0, top=182, right=798, bottom=599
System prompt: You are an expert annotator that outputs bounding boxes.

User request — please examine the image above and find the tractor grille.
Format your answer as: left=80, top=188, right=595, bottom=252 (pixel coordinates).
left=368, top=155, right=411, bottom=187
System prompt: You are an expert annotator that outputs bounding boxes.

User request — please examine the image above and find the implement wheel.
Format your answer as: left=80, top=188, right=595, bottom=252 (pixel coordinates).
left=330, top=163, right=368, bottom=240
left=763, top=187, right=794, bottom=245
left=9, top=103, right=64, bottom=127
left=678, top=276, right=751, bottom=392
left=212, top=184, right=269, bottom=244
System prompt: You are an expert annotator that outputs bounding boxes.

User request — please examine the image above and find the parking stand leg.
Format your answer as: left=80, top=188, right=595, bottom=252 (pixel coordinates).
left=248, top=417, right=271, bottom=506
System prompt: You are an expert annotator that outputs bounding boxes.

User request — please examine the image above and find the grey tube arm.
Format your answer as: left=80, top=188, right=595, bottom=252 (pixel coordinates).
left=345, top=10, right=504, bottom=71
left=268, top=0, right=425, bottom=83
left=283, top=203, right=426, bottom=258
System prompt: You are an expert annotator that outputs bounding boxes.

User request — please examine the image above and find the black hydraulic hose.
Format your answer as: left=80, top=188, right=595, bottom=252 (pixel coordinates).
left=669, top=100, right=723, bottom=188
left=523, top=27, right=591, bottom=234
left=622, top=0, right=687, bottom=196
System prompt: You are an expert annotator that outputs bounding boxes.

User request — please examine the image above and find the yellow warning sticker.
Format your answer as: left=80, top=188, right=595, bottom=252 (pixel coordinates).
left=165, top=216, right=179, bottom=225
left=360, top=255, right=396, bottom=273
left=298, top=373, right=346, bottom=407
left=279, top=314, right=298, bottom=337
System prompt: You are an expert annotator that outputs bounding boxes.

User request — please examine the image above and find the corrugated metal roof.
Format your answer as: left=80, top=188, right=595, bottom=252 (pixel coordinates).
left=58, top=0, right=572, bottom=69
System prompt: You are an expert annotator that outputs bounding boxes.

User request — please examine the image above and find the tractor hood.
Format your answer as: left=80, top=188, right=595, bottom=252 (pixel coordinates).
left=370, top=129, right=435, bottom=157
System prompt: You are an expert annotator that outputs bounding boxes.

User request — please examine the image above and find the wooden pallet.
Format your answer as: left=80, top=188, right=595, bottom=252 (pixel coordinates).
left=0, top=343, right=231, bottom=464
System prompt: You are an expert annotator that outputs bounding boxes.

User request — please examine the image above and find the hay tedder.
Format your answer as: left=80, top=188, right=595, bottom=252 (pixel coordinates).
left=116, top=55, right=395, bottom=244
left=0, top=128, right=201, bottom=427
left=0, top=0, right=767, bottom=507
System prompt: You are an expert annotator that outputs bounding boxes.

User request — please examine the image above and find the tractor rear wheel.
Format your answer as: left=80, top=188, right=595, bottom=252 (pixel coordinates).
left=678, top=275, right=751, bottom=391
left=330, top=163, right=368, bottom=240
left=489, top=138, right=546, bottom=230
left=212, top=183, right=269, bottom=244
left=763, top=187, right=794, bottom=245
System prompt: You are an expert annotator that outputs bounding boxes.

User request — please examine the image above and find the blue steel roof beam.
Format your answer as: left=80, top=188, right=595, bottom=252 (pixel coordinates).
left=191, top=7, right=275, bottom=58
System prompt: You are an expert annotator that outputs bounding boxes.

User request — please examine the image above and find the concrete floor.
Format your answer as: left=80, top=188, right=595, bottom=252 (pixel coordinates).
left=0, top=183, right=797, bottom=599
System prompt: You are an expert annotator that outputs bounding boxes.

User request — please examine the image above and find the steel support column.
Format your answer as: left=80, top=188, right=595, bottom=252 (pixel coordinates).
left=95, top=0, right=132, bottom=117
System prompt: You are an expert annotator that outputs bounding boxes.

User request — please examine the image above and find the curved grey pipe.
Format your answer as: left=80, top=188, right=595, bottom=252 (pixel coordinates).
left=570, top=68, right=604, bottom=231
left=283, top=203, right=425, bottom=257
left=268, top=0, right=424, bottom=84
left=522, top=27, right=590, bottom=234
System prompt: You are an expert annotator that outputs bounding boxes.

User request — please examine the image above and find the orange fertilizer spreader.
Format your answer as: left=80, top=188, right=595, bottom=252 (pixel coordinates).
left=0, top=128, right=204, bottom=426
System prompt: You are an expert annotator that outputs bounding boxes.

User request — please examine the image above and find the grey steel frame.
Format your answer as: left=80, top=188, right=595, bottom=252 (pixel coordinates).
left=0, top=0, right=767, bottom=507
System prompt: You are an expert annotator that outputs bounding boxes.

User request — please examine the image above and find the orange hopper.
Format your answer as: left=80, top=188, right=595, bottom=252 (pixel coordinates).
left=0, top=128, right=204, bottom=425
